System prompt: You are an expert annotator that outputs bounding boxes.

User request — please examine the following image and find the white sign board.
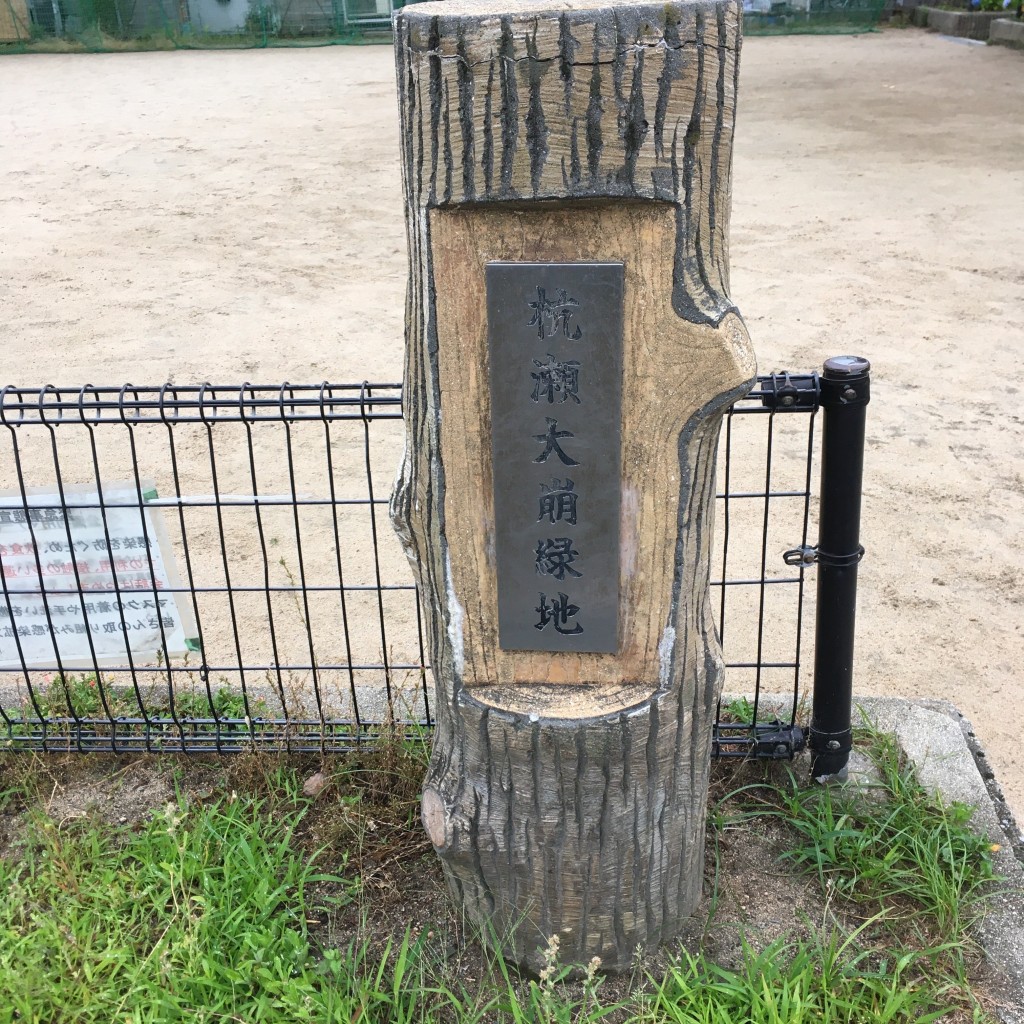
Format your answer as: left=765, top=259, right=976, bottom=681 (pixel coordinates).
left=0, top=487, right=197, bottom=671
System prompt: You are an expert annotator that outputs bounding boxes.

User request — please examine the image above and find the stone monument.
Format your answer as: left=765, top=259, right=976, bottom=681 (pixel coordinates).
left=391, top=0, right=755, bottom=973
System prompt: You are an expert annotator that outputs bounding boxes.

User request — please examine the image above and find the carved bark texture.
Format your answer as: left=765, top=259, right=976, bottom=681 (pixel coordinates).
left=391, top=0, right=754, bottom=973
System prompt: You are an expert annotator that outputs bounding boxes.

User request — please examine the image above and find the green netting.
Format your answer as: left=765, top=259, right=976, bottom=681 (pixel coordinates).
left=0, top=0, right=411, bottom=50
left=2, top=0, right=886, bottom=52
left=744, top=0, right=887, bottom=35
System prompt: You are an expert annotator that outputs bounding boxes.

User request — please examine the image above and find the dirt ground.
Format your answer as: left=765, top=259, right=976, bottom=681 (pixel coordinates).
left=1, top=29, right=1022, bottom=816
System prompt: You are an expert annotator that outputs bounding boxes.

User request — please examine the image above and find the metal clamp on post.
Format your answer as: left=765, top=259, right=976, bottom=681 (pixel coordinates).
left=784, top=544, right=865, bottom=568
left=818, top=356, right=870, bottom=408
left=753, top=721, right=807, bottom=760
left=760, top=371, right=820, bottom=411
left=808, top=725, right=854, bottom=777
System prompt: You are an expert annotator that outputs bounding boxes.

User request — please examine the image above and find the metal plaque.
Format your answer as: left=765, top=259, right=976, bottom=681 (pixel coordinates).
left=486, top=262, right=623, bottom=654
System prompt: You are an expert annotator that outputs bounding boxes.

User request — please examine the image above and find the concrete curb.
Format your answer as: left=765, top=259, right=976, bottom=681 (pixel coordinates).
left=915, top=7, right=1012, bottom=40
left=736, top=692, right=1024, bottom=1023
left=990, top=17, right=1024, bottom=49
left=861, top=697, right=1024, bottom=1024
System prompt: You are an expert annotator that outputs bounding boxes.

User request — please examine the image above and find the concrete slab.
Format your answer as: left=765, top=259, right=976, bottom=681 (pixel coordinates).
left=854, top=698, right=1024, bottom=1024
left=991, top=17, right=1024, bottom=49
left=911, top=4, right=931, bottom=26
left=743, top=693, right=1024, bottom=1024
left=918, top=7, right=1012, bottom=39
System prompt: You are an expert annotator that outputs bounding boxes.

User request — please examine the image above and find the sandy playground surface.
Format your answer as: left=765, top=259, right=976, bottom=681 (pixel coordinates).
left=1, top=29, right=1023, bottom=816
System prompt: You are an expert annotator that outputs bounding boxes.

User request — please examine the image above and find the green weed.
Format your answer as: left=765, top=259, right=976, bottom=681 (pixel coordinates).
left=768, top=732, right=998, bottom=944
left=638, top=927, right=977, bottom=1024
left=493, top=933, right=622, bottom=1024
left=42, top=672, right=104, bottom=718
left=11, top=672, right=272, bottom=748
left=0, top=784, right=354, bottom=1022
left=720, top=696, right=755, bottom=723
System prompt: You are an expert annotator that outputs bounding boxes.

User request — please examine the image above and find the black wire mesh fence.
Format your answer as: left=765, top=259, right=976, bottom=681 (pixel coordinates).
left=0, top=376, right=820, bottom=756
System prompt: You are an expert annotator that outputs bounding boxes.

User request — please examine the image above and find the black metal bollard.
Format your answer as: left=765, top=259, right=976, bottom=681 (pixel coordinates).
left=809, top=355, right=871, bottom=779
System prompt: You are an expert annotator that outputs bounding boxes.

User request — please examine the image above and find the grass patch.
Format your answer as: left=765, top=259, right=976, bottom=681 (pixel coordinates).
left=0, top=728, right=1007, bottom=1023
left=639, top=928, right=974, bottom=1024
left=718, top=731, right=999, bottom=950
left=32, top=672, right=268, bottom=724
left=4, top=671, right=274, bottom=748
left=0, top=770, right=355, bottom=1022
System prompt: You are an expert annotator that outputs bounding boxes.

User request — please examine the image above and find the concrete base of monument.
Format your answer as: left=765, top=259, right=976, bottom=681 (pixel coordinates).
left=743, top=691, right=1024, bottom=1024
left=464, top=681, right=654, bottom=719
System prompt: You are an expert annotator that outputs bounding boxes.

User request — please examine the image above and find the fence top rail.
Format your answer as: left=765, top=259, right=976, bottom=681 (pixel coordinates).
left=0, top=374, right=818, bottom=427
left=0, top=383, right=405, bottom=425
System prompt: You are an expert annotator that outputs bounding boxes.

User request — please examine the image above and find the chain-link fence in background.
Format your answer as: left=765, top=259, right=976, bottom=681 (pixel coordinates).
left=1, top=0, right=408, bottom=49
left=744, top=0, right=888, bottom=34
left=0, top=373, right=841, bottom=759
left=0, top=0, right=889, bottom=52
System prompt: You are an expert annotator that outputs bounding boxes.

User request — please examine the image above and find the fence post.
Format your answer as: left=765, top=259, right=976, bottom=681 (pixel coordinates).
left=390, top=0, right=756, bottom=973
left=809, top=355, right=870, bottom=780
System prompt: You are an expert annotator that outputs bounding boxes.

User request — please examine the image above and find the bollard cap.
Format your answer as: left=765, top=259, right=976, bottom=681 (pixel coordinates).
left=823, top=355, right=870, bottom=379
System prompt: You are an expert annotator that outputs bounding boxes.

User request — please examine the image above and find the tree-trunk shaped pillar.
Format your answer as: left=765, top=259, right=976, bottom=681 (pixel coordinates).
left=391, top=0, right=755, bottom=973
